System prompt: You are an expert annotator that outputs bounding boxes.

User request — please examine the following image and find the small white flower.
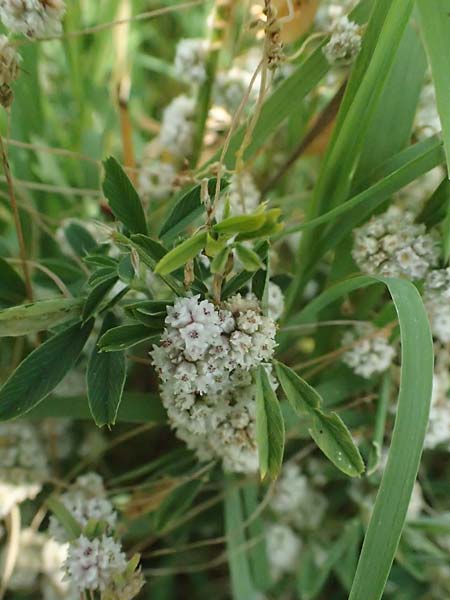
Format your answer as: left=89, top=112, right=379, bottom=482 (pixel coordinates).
left=174, top=38, right=208, bottom=85
left=64, top=534, right=127, bottom=592
left=341, top=323, right=395, bottom=378
left=159, top=94, right=196, bottom=159
left=138, top=160, right=176, bottom=202
left=424, top=269, right=450, bottom=343
left=352, top=206, right=439, bottom=280
left=0, top=0, right=66, bottom=38
left=323, top=16, right=361, bottom=66
left=266, top=523, right=302, bottom=580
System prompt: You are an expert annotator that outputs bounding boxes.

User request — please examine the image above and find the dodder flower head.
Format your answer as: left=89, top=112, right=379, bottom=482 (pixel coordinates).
left=138, top=159, right=176, bottom=202
left=174, top=38, right=208, bottom=86
left=0, top=34, right=20, bottom=107
left=425, top=345, right=450, bottom=450
left=151, top=293, right=277, bottom=473
left=424, top=269, right=450, bottom=344
left=352, top=206, right=439, bottom=280
left=0, top=0, right=66, bottom=38
left=64, top=534, right=127, bottom=593
left=266, top=523, right=302, bottom=580
left=341, top=322, right=395, bottom=379
left=49, top=472, right=117, bottom=543
left=323, top=16, right=361, bottom=66
left=159, top=94, right=196, bottom=159
left=0, top=422, right=48, bottom=518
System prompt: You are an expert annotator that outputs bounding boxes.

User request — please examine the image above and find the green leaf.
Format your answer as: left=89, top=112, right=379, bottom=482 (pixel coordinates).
left=214, top=213, right=265, bottom=235
left=47, top=497, right=82, bottom=541
left=130, top=234, right=167, bottom=265
left=286, top=275, right=434, bottom=599
left=0, top=298, right=82, bottom=338
left=159, top=178, right=225, bottom=242
left=102, top=156, right=147, bottom=235
left=64, top=221, right=98, bottom=257
left=154, top=232, right=207, bottom=275
left=234, top=243, right=264, bottom=272
left=98, top=324, right=159, bottom=351
left=25, top=391, right=166, bottom=424
left=0, top=258, right=27, bottom=307
left=309, top=411, right=365, bottom=478
left=82, top=274, right=118, bottom=321
left=274, top=361, right=321, bottom=413
left=417, top=0, right=450, bottom=174
left=416, top=176, right=449, bottom=227
left=0, top=320, right=94, bottom=420
left=274, top=362, right=364, bottom=477
left=349, top=278, right=434, bottom=600
left=211, top=245, right=231, bottom=274
left=241, top=483, right=272, bottom=592
left=255, top=365, right=285, bottom=480
left=87, top=315, right=127, bottom=427
left=224, top=479, right=259, bottom=600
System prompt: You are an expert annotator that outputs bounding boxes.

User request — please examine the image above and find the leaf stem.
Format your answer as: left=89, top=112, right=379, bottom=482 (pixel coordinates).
left=0, top=133, right=33, bottom=301
left=190, top=0, right=236, bottom=168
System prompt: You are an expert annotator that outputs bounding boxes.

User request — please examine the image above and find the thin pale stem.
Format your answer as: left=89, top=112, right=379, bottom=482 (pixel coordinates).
left=0, top=133, right=33, bottom=301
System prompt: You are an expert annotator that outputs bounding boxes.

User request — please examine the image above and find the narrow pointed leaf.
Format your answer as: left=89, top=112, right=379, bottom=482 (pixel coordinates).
left=255, top=365, right=285, bottom=480
left=0, top=298, right=82, bottom=338
left=417, top=0, right=450, bottom=174
left=0, top=319, right=94, bottom=420
left=98, top=324, right=159, bottom=351
left=154, top=232, right=207, bottom=275
left=103, top=156, right=147, bottom=234
left=87, top=315, right=127, bottom=427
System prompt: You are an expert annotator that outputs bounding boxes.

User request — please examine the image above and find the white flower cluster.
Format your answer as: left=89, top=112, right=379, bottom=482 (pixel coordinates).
left=174, top=38, right=208, bottom=85
left=0, top=422, right=48, bottom=518
left=323, top=16, right=361, bottom=66
left=49, top=473, right=117, bottom=543
left=268, top=282, right=285, bottom=321
left=270, top=463, right=328, bottom=530
left=138, top=159, right=176, bottom=202
left=0, top=34, right=20, bottom=107
left=266, top=523, right=302, bottom=580
left=352, top=206, right=439, bottom=280
left=159, top=94, right=196, bottom=160
left=1, top=528, right=78, bottom=598
left=64, top=534, right=127, bottom=593
left=425, top=346, right=450, bottom=451
left=151, top=293, right=278, bottom=472
left=0, top=0, right=66, bottom=38
left=341, top=322, right=395, bottom=379
left=266, top=463, right=328, bottom=580
left=215, top=67, right=254, bottom=111
left=424, top=269, right=450, bottom=344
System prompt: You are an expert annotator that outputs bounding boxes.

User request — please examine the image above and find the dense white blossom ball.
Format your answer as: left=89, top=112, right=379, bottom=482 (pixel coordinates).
left=323, top=16, right=361, bottom=66
left=0, top=34, right=20, bottom=86
left=159, top=94, right=196, bottom=159
left=151, top=293, right=278, bottom=472
left=424, top=346, right=450, bottom=450
left=270, top=463, right=328, bottom=530
left=49, top=473, right=117, bottom=542
left=424, top=269, right=450, bottom=343
left=64, top=534, right=127, bottom=593
left=0, top=422, right=48, bottom=518
left=174, top=38, right=208, bottom=85
left=138, top=159, right=176, bottom=202
left=352, top=206, right=439, bottom=280
left=0, top=0, right=66, bottom=38
left=266, top=523, right=302, bottom=580
left=341, top=323, right=395, bottom=379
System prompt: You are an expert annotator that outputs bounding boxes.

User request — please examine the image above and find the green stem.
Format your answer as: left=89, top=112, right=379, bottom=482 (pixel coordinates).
left=190, top=0, right=235, bottom=168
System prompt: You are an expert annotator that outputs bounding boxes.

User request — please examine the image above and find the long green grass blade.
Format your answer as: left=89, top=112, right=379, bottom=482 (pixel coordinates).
left=417, top=0, right=450, bottom=175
